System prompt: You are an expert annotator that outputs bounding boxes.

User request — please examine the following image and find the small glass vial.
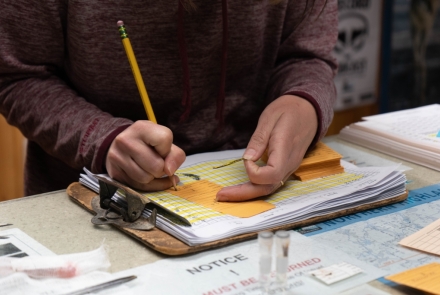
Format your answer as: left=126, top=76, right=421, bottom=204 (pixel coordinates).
left=258, top=231, right=274, bottom=294
left=275, top=230, right=290, bottom=292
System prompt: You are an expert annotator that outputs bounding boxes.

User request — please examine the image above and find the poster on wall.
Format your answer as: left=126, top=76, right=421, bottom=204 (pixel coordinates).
left=385, top=0, right=440, bottom=112
left=333, top=0, right=382, bottom=111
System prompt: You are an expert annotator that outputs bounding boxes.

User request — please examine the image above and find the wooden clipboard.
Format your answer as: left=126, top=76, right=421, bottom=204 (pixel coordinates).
left=67, top=182, right=408, bottom=256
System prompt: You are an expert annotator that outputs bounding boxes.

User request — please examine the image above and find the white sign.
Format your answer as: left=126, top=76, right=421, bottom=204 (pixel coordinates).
left=333, top=0, right=382, bottom=111
left=114, top=232, right=387, bottom=295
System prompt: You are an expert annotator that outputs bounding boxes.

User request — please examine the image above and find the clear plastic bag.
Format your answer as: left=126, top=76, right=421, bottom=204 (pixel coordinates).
left=0, top=245, right=110, bottom=279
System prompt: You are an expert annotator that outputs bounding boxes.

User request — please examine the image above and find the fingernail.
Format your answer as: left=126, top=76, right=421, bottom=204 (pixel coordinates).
left=216, top=191, right=226, bottom=202
left=243, top=148, right=256, bottom=161
left=166, top=161, right=177, bottom=175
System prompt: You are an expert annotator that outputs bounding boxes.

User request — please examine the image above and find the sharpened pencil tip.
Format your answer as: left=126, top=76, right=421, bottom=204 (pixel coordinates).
left=170, top=175, right=178, bottom=191
left=117, top=20, right=124, bottom=27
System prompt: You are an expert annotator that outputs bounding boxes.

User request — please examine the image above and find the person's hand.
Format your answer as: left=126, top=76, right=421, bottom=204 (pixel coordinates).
left=216, top=95, right=318, bottom=201
left=105, top=120, right=186, bottom=191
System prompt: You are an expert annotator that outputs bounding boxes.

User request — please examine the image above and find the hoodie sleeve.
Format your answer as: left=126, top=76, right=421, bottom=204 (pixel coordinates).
left=0, top=0, right=132, bottom=173
left=266, top=0, right=338, bottom=145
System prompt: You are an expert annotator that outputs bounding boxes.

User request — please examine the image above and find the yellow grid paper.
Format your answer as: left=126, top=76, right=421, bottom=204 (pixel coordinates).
left=144, top=158, right=360, bottom=225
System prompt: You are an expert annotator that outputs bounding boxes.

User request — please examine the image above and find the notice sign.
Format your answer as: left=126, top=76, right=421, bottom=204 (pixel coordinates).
left=113, top=232, right=386, bottom=295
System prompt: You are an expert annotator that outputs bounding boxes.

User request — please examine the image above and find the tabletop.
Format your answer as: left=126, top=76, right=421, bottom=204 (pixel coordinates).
left=1, top=135, right=439, bottom=294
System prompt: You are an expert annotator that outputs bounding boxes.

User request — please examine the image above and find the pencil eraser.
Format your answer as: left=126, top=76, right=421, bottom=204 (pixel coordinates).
left=117, top=20, right=124, bottom=27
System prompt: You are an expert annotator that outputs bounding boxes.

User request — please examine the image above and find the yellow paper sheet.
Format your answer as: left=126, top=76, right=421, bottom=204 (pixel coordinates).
left=295, top=166, right=345, bottom=181
left=299, top=142, right=343, bottom=167
left=166, top=179, right=275, bottom=218
left=261, top=142, right=344, bottom=181
left=386, top=262, right=440, bottom=295
left=145, top=158, right=359, bottom=225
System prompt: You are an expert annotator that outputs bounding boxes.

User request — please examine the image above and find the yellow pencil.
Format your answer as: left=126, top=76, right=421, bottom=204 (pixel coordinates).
left=117, top=20, right=177, bottom=190
left=117, top=20, right=156, bottom=123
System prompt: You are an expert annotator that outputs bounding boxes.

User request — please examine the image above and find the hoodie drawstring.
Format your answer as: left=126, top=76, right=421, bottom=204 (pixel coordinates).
left=177, top=0, right=228, bottom=127
left=216, top=0, right=228, bottom=129
left=177, top=0, right=192, bottom=122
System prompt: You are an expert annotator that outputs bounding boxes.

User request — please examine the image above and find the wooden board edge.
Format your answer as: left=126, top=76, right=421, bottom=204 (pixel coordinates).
left=67, top=182, right=408, bottom=256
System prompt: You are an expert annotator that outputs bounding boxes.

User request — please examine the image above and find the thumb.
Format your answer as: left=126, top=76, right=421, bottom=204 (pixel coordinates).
left=243, top=127, right=271, bottom=162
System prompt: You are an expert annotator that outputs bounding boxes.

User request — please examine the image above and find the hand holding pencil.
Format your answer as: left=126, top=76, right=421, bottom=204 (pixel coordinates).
left=104, top=21, right=186, bottom=192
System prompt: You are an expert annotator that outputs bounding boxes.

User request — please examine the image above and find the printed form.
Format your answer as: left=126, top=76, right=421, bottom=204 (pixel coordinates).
left=81, top=149, right=406, bottom=246
left=400, top=217, right=440, bottom=256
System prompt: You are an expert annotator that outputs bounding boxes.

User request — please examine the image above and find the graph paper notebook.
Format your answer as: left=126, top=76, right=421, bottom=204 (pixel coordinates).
left=68, top=148, right=408, bottom=255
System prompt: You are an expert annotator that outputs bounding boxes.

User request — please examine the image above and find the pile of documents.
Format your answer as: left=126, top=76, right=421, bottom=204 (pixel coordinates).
left=80, top=149, right=407, bottom=246
left=261, top=142, right=344, bottom=181
left=291, top=142, right=344, bottom=181
left=339, top=104, right=440, bottom=171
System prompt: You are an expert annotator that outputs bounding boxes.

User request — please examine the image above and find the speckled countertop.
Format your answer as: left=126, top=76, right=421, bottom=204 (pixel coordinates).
left=1, top=135, right=438, bottom=294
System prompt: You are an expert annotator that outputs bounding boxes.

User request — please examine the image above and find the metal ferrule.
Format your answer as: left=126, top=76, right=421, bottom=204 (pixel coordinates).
left=118, top=25, right=128, bottom=39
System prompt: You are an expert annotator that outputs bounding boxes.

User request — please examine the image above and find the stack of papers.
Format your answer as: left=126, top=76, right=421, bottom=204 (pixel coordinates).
left=80, top=149, right=406, bottom=246
left=262, top=142, right=344, bottom=181
left=339, top=104, right=440, bottom=171
left=291, top=142, right=344, bottom=181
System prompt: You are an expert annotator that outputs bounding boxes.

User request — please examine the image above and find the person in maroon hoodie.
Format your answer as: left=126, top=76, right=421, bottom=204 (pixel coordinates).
left=0, top=0, right=338, bottom=201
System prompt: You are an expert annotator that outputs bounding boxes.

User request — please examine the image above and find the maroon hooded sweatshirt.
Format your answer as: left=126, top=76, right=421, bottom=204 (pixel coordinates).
left=0, top=0, right=338, bottom=196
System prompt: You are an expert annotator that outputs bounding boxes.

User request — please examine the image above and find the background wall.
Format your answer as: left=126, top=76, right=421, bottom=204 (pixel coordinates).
left=0, top=116, right=25, bottom=201
left=383, top=0, right=440, bottom=112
